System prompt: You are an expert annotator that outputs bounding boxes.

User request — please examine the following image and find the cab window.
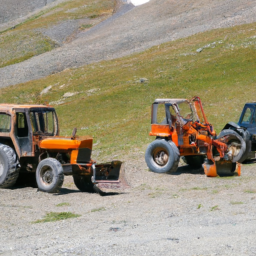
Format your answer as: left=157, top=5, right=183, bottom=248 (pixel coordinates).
left=241, top=107, right=254, bottom=124
left=0, top=113, right=11, bottom=132
left=16, top=112, right=28, bottom=137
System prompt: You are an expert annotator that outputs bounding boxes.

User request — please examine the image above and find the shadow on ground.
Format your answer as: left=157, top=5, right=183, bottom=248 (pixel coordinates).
left=169, top=165, right=205, bottom=176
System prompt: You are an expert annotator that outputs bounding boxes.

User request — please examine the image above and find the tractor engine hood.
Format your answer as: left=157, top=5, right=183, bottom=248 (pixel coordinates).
left=39, top=136, right=93, bottom=164
left=39, top=136, right=93, bottom=150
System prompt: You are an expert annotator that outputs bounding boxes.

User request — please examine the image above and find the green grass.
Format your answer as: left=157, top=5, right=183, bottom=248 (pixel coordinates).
left=0, top=31, right=57, bottom=68
left=0, top=0, right=114, bottom=68
left=210, top=205, right=220, bottom=211
left=230, top=201, right=244, bottom=205
left=56, top=202, right=71, bottom=207
left=1, top=22, right=256, bottom=160
left=192, top=187, right=208, bottom=191
left=80, top=24, right=93, bottom=30
left=33, top=212, right=81, bottom=223
left=244, top=190, right=256, bottom=194
left=91, top=207, right=106, bottom=212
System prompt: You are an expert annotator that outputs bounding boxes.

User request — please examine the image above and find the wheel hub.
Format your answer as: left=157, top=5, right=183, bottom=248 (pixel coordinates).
left=42, top=169, right=53, bottom=184
left=153, top=149, right=169, bottom=166
left=227, top=142, right=241, bottom=159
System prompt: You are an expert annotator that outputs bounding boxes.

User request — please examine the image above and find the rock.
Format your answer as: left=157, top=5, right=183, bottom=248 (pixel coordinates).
left=87, top=88, right=100, bottom=95
left=40, top=85, right=52, bottom=95
left=63, top=92, right=78, bottom=98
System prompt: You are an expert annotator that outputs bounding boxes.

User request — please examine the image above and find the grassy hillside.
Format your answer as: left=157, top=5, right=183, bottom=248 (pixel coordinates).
left=0, top=22, right=256, bottom=160
left=0, top=0, right=114, bottom=68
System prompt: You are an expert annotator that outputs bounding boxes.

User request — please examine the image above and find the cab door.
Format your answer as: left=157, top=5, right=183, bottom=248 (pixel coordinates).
left=14, top=110, right=33, bottom=156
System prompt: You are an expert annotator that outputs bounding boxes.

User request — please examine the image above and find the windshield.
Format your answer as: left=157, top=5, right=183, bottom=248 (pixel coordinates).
left=241, top=107, right=254, bottom=125
left=177, top=101, right=194, bottom=121
left=29, top=110, right=57, bottom=135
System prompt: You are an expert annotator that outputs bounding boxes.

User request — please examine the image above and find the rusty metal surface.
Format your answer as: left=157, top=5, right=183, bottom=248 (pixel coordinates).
left=148, top=96, right=244, bottom=176
left=93, top=162, right=129, bottom=192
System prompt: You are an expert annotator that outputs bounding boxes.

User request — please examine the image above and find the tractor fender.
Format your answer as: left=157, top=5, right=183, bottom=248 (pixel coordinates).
left=218, top=127, right=250, bottom=163
left=222, top=122, right=250, bottom=140
left=223, top=122, right=241, bottom=130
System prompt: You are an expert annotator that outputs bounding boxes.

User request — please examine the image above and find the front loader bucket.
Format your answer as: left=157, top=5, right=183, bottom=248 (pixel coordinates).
left=203, top=160, right=241, bottom=177
left=92, top=161, right=129, bottom=193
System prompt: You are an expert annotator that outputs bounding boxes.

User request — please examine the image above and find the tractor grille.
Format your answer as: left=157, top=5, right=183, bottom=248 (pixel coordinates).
left=77, top=148, right=91, bottom=163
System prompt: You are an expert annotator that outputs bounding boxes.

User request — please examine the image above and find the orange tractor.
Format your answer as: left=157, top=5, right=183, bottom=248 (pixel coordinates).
left=145, top=97, right=245, bottom=176
left=0, top=104, right=128, bottom=193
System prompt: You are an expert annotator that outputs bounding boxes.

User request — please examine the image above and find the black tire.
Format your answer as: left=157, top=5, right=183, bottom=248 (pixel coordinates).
left=169, top=141, right=180, bottom=173
left=36, top=158, right=64, bottom=193
left=217, top=129, right=246, bottom=163
left=183, top=155, right=205, bottom=169
left=73, top=175, right=94, bottom=192
left=237, top=130, right=251, bottom=163
left=145, top=139, right=180, bottom=173
left=0, top=144, right=19, bottom=188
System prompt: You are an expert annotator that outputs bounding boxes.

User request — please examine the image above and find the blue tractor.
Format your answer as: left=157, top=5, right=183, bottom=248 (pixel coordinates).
left=220, top=102, right=256, bottom=162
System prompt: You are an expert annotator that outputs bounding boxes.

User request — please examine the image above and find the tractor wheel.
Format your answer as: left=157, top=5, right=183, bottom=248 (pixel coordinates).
left=183, top=155, right=205, bottom=169
left=145, top=139, right=180, bottom=173
left=73, top=175, right=94, bottom=192
left=217, top=129, right=246, bottom=163
left=36, top=158, right=64, bottom=193
left=169, top=141, right=180, bottom=173
left=0, top=144, right=19, bottom=188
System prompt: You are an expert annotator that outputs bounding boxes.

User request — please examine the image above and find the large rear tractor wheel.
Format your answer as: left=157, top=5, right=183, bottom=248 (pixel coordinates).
left=73, top=175, right=94, bottom=192
left=36, top=158, right=64, bottom=193
left=0, top=144, right=19, bottom=188
left=217, top=130, right=246, bottom=163
left=145, top=139, right=180, bottom=173
left=183, top=155, right=205, bottom=169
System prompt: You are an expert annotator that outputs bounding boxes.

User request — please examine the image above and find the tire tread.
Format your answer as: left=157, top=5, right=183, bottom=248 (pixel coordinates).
left=0, top=144, right=19, bottom=188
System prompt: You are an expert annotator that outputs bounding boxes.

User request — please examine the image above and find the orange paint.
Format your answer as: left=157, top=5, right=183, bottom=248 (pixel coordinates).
left=149, top=124, right=171, bottom=137
left=39, top=136, right=93, bottom=150
left=203, top=162, right=218, bottom=177
left=70, top=149, right=79, bottom=164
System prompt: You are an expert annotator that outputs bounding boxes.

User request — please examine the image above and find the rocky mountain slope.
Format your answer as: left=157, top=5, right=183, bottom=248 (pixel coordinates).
left=1, top=0, right=256, bottom=88
left=0, top=0, right=57, bottom=24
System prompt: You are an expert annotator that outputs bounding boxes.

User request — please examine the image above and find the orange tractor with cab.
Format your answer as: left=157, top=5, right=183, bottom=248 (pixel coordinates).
left=0, top=104, right=128, bottom=193
left=145, top=97, right=245, bottom=176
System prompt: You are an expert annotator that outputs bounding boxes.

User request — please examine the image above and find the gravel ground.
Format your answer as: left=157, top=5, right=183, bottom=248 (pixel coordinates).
left=1, top=154, right=256, bottom=255
left=1, top=0, right=256, bottom=87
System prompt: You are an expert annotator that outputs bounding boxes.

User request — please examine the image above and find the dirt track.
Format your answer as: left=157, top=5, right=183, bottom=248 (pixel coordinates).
left=1, top=155, right=256, bottom=255
left=1, top=0, right=256, bottom=87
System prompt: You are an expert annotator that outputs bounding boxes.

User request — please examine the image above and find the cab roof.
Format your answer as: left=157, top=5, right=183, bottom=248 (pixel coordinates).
left=153, top=99, right=187, bottom=104
left=0, top=104, right=53, bottom=112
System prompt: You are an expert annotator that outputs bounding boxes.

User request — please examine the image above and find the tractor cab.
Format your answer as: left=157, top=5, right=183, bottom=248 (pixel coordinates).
left=150, top=96, right=212, bottom=139
left=15, top=107, right=59, bottom=157
left=0, top=104, right=58, bottom=158
left=238, top=103, right=256, bottom=129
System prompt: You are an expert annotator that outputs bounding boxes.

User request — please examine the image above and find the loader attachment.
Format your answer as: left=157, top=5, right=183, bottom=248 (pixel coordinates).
left=203, top=160, right=241, bottom=177
left=91, top=161, right=129, bottom=193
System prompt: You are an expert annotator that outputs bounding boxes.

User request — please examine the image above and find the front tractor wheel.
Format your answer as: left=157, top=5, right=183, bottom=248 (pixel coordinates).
left=36, top=158, right=64, bottom=193
left=73, top=175, right=94, bottom=192
left=183, top=155, right=205, bottom=169
left=145, top=139, right=180, bottom=173
left=0, top=144, right=19, bottom=188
